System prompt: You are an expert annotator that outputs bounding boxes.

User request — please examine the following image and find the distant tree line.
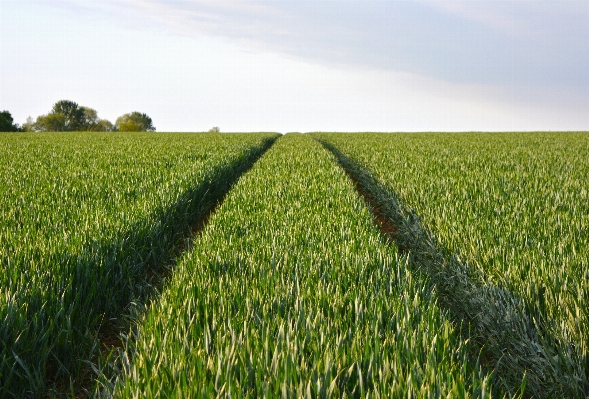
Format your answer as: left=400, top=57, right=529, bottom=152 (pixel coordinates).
left=1, top=100, right=155, bottom=132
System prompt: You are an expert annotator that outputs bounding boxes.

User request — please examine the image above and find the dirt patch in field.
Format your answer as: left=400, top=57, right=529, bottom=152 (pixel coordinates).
left=340, top=168, right=408, bottom=254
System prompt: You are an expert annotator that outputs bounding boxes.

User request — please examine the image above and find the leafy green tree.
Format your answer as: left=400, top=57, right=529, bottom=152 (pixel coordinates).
left=93, top=119, right=116, bottom=132
left=116, top=112, right=155, bottom=132
left=79, top=106, right=99, bottom=131
left=29, top=100, right=82, bottom=132
left=0, top=111, right=21, bottom=132
left=26, top=101, right=117, bottom=132
left=21, top=101, right=146, bottom=133
left=34, top=113, right=67, bottom=132
left=51, top=100, right=85, bottom=131
left=79, top=106, right=116, bottom=131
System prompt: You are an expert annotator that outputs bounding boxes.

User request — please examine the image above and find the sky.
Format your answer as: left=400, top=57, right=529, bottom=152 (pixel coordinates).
left=1, top=0, right=588, bottom=132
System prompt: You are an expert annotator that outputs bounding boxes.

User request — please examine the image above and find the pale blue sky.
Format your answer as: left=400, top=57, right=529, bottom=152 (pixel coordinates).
left=1, top=0, right=588, bottom=132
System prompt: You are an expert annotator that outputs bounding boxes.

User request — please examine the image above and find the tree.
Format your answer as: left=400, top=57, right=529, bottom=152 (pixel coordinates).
left=25, top=101, right=116, bottom=132
left=0, top=111, right=21, bottom=132
left=34, top=113, right=66, bottom=132
left=78, top=106, right=117, bottom=131
left=28, top=100, right=83, bottom=132
left=115, top=112, right=155, bottom=132
left=79, top=106, right=100, bottom=131
left=93, top=119, right=116, bottom=132
left=20, top=101, right=149, bottom=133
left=22, top=116, right=36, bottom=132
left=208, top=126, right=220, bottom=133
left=51, top=100, right=85, bottom=131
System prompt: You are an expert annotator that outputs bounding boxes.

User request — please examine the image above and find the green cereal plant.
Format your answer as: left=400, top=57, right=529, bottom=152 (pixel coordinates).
left=0, top=132, right=278, bottom=397
left=314, top=132, right=589, bottom=397
left=109, top=134, right=495, bottom=398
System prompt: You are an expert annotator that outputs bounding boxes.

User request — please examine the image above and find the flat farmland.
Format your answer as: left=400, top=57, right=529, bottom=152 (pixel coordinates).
left=0, top=132, right=278, bottom=397
left=314, top=132, right=589, bottom=397
left=111, top=134, right=492, bottom=397
left=1, top=131, right=588, bottom=398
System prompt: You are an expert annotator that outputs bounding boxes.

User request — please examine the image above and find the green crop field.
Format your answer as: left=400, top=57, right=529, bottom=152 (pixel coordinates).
left=1, top=131, right=588, bottom=398
left=0, top=132, right=278, bottom=397
left=108, top=134, right=493, bottom=398
left=313, top=132, right=589, bottom=397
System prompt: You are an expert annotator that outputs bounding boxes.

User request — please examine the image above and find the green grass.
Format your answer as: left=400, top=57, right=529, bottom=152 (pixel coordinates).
left=313, top=132, right=589, bottom=397
left=108, top=134, right=494, bottom=398
left=6, top=131, right=579, bottom=397
left=0, top=132, right=278, bottom=397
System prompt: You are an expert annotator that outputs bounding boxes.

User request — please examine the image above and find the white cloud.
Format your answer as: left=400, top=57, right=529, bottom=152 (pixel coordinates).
left=426, top=1, right=589, bottom=36
left=52, top=1, right=589, bottom=87
left=2, top=0, right=588, bottom=131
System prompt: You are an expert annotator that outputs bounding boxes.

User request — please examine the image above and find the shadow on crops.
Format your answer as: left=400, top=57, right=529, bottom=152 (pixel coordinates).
left=316, top=138, right=588, bottom=399
left=0, top=135, right=278, bottom=398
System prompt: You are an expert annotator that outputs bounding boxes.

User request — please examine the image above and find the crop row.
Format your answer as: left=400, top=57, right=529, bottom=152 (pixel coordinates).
left=314, top=132, right=589, bottom=397
left=106, top=134, right=494, bottom=398
left=0, top=132, right=278, bottom=397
